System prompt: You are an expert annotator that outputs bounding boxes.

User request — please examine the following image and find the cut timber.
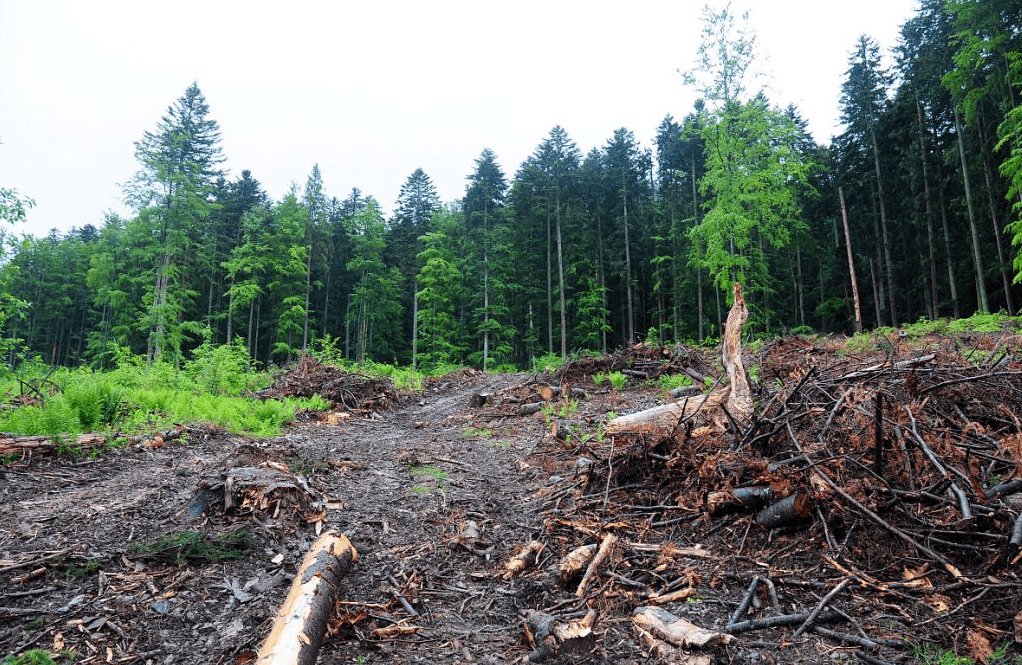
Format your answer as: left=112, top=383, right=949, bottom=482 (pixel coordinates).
left=0, top=433, right=106, bottom=456
left=707, top=486, right=775, bottom=517
left=607, top=283, right=752, bottom=440
left=469, top=392, right=491, bottom=408
left=540, top=385, right=587, bottom=402
left=754, top=493, right=812, bottom=528
left=255, top=531, right=358, bottom=665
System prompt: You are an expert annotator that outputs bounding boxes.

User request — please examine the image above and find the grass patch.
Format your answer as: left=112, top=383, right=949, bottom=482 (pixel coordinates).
left=1, top=650, right=77, bottom=665
left=462, top=427, right=494, bottom=437
left=128, top=528, right=251, bottom=565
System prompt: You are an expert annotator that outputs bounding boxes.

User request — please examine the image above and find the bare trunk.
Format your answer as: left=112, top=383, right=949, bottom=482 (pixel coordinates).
left=839, top=188, right=863, bottom=333
left=953, top=105, right=989, bottom=313
left=870, top=128, right=897, bottom=325
left=916, top=99, right=940, bottom=318
left=977, top=115, right=1015, bottom=315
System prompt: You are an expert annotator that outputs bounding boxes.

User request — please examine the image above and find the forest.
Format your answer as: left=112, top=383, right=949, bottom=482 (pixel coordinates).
left=1, top=0, right=1021, bottom=373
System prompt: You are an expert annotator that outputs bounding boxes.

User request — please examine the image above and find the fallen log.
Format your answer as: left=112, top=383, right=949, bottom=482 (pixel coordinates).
left=576, top=533, right=617, bottom=597
left=0, top=433, right=106, bottom=457
left=502, top=540, right=544, bottom=580
left=707, top=486, right=775, bottom=517
left=255, top=531, right=358, bottom=665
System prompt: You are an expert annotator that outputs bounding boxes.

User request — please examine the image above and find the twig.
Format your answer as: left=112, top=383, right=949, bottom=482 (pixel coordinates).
left=920, top=370, right=1022, bottom=395
left=726, top=609, right=840, bottom=634
left=0, top=549, right=70, bottom=574
left=727, top=576, right=761, bottom=628
left=792, top=577, right=853, bottom=638
left=812, top=625, right=878, bottom=650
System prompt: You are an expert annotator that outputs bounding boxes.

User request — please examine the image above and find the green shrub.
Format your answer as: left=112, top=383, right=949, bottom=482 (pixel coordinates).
left=608, top=371, right=627, bottom=391
left=659, top=373, right=693, bottom=391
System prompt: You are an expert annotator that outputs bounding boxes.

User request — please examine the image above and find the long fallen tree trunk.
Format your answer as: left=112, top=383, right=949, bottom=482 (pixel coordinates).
left=255, top=531, right=359, bottom=665
left=606, top=283, right=752, bottom=439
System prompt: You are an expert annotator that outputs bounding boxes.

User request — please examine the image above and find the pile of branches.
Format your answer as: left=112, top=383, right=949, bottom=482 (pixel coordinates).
left=552, top=342, right=713, bottom=386
left=256, top=356, right=399, bottom=412
left=524, top=304, right=1022, bottom=661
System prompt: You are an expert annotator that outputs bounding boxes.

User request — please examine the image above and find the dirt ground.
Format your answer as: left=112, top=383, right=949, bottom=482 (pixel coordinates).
left=2, top=335, right=1022, bottom=665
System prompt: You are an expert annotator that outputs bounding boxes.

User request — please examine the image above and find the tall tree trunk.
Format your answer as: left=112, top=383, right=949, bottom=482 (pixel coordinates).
left=623, top=194, right=635, bottom=344
left=953, top=105, right=989, bottom=314
left=977, top=115, right=1016, bottom=315
left=411, top=280, right=419, bottom=370
left=937, top=179, right=961, bottom=318
left=839, top=188, right=864, bottom=333
left=870, top=258, right=882, bottom=329
left=870, top=128, right=897, bottom=325
left=555, top=191, right=567, bottom=358
left=546, top=208, right=553, bottom=354
left=916, top=99, right=940, bottom=318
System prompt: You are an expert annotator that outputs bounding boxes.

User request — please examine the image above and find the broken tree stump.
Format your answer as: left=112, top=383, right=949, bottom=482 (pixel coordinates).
left=524, top=609, right=597, bottom=661
left=632, top=606, right=733, bottom=648
left=255, top=531, right=358, bottom=665
left=607, top=282, right=752, bottom=440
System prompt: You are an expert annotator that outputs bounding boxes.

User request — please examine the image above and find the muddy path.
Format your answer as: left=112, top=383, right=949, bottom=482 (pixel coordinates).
left=0, top=371, right=593, bottom=664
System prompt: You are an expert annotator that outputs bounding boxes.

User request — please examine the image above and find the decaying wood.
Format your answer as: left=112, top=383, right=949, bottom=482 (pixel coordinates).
left=606, top=282, right=751, bottom=440
left=558, top=543, right=598, bottom=584
left=792, top=577, right=853, bottom=638
left=502, top=540, right=544, bottom=580
left=576, top=533, right=617, bottom=597
left=632, top=606, right=733, bottom=648
left=524, top=608, right=597, bottom=661
left=0, top=433, right=106, bottom=456
left=254, top=531, right=358, bottom=665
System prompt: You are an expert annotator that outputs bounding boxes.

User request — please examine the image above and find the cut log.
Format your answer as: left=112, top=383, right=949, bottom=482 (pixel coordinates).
left=0, top=433, right=106, bottom=457
left=558, top=543, right=598, bottom=584
left=502, top=540, right=545, bottom=580
left=540, top=385, right=588, bottom=402
left=755, top=493, right=812, bottom=528
left=524, top=609, right=597, bottom=661
left=254, top=531, right=358, bottom=665
left=606, top=282, right=751, bottom=439
left=707, top=486, right=775, bottom=517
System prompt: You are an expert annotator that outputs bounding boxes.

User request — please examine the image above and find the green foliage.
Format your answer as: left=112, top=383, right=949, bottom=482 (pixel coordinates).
left=129, top=528, right=250, bottom=565
left=0, top=650, right=59, bottom=665
left=592, top=371, right=608, bottom=386
left=462, top=427, right=494, bottom=437
left=948, top=312, right=1019, bottom=334
left=185, top=336, right=260, bottom=395
left=608, top=371, right=627, bottom=391
left=532, top=353, right=567, bottom=374
left=659, top=373, right=693, bottom=391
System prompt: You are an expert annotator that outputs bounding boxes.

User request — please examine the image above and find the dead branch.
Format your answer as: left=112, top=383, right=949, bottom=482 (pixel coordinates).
left=575, top=533, right=617, bottom=597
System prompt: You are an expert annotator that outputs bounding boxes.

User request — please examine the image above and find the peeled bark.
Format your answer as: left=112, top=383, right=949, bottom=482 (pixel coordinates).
left=255, top=532, right=358, bottom=665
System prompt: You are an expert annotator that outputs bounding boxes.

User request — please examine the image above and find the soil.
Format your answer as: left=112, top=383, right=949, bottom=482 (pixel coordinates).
left=2, top=336, right=1022, bottom=665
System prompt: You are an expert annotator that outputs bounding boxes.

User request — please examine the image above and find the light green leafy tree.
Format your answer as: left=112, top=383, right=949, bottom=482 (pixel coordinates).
left=684, top=5, right=814, bottom=312
left=415, top=216, right=463, bottom=370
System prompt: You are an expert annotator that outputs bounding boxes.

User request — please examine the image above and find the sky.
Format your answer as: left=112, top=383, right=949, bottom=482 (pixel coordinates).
left=1, top=0, right=920, bottom=238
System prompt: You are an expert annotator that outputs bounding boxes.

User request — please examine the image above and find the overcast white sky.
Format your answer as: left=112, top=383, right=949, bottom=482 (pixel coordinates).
left=1, top=0, right=919, bottom=237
